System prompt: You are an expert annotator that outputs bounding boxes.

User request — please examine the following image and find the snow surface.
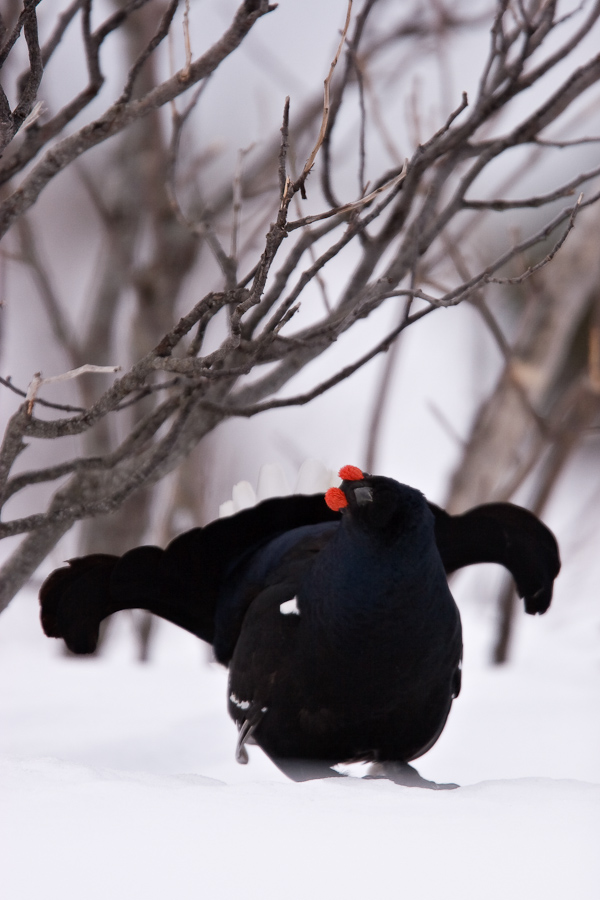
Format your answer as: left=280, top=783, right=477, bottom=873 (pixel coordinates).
left=2, top=460, right=600, bottom=896
left=2, top=578, right=599, bottom=900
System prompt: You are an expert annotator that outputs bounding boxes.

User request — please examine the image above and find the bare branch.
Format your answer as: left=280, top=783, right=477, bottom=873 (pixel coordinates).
left=198, top=308, right=429, bottom=419
left=25, top=365, right=121, bottom=414
left=0, top=406, right=29, bottom=504
left=119, top=0, right=179, bottom=104
left=16, top=216, right=81, bottom=365
left=2, top=0, right=600, bottom=616
left=0, top=376, right=86, bottom=413
left=486, top=195, right=583, bottom=286
left=0, top=1, right=276, bottom=237
left=286, top=161, right=408, bottom=231
left=0, top=0, right=43, bottom=154
left=40, top=0, right=83, bottom=68
left=462, top=165, right=600, bottom=210
left=278, top=96, right=290, bottom=201
left=383, top=194, right=585, bottom=310
left=296, top=0, right=353, bottom=198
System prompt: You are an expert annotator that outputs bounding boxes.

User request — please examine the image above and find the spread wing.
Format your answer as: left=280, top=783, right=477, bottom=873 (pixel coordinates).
left=428, top=501, right=560, bottom=614
left=40, top=494, right=340, bottom=653
left=40, top=490, right=560, bottom=657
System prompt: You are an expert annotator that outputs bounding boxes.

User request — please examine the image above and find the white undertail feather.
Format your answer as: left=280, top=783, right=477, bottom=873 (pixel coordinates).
left=256, top=464, right=291, bottom=500
left=294, top=459, right=337, bottom=495
left=219, top=460, right=338, bottom=518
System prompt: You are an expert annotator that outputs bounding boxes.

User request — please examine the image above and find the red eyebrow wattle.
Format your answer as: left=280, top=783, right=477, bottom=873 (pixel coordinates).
left=325, top=487, right=348, bottom=511
left=338, top=465, right=364, bottom=482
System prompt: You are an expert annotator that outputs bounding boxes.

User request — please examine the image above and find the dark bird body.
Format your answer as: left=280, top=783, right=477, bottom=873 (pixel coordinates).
left=40, top=468, right=560, bottom=783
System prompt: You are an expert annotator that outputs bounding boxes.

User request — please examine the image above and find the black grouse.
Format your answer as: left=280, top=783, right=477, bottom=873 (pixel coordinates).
left=39, top=465, right=560, bottom=785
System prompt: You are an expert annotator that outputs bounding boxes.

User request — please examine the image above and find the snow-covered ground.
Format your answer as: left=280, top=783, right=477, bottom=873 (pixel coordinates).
left=1, top=559, right=599, bottom=900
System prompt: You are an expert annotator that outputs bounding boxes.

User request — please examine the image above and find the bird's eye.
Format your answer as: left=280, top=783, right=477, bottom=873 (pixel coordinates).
left=354, top=486, right=373, bottom=506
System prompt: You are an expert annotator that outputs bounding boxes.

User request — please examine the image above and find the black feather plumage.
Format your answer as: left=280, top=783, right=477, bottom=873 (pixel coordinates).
left=39, top=468, right=560, bottom=782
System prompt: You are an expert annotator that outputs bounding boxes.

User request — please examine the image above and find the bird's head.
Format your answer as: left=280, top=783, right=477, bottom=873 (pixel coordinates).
left=325, top=465, right=430, bottom=542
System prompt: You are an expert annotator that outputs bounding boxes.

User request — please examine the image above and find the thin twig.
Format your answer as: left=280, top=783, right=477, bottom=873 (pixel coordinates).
left=119, top=0, right=179, bottom=104
left=0, top=1, right=277, bottom=238
left=287, top=161, right=408, bottom=231
left=25, top=365, right=121, bottom=414
left=182, top=0, right=192, bottom=82
left=349, top=45, right=367, bottom=195
left=278, top=96, right=290, bottom=201
left=199, top=308, right=434, bottom=419
left=0, top=375, right=86, bottom=413
left=296, top=0, right=353, bottom=198
left=487, top=194, right=583, bottom=285
left=462, top=166, right=600, bottom=211
left=230, top=144, right=254, bottom=272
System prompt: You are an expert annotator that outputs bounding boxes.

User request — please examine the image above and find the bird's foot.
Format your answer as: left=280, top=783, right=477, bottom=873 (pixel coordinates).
left=365, top=761, right=459, bottom=790
left=270, top=757, right=345, bottom=782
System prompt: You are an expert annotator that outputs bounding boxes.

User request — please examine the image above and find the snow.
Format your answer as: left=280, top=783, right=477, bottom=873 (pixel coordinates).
left=1, top=573, right=599, bottom=899
left=2, top=756, right=597, bottom=900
